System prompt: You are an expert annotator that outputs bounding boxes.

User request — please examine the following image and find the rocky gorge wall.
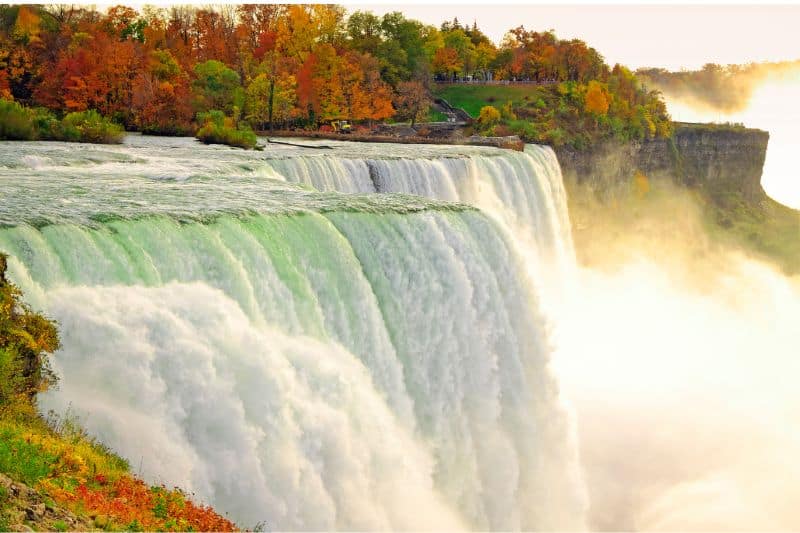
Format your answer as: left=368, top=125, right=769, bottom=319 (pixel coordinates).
left=555, top=123, right=770, bottom=203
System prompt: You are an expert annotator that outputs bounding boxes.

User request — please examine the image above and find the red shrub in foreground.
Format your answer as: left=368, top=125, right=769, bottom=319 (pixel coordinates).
left=49, top=475, right=237, bottom=531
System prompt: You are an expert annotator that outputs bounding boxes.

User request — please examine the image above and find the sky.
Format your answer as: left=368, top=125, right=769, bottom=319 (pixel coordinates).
left=358, top=4, right=800, bottom=70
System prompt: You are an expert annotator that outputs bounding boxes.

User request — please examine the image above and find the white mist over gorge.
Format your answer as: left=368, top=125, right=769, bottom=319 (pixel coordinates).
left=1, top=134, right=798, bottom=530
left=663, top=70, right=800, bottom=210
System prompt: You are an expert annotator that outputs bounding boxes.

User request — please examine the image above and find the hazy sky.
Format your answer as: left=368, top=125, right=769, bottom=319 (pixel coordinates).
left=358, top=4, right=800, bottom=70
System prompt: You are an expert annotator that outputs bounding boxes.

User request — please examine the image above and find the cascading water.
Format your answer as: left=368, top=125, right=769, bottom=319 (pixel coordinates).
left=0, top=135, right=585, bottom=530
left=270, top=141, right=576, bottom=294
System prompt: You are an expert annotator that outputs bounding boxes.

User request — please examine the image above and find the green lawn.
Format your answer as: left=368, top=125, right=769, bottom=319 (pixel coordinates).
left=427, top=108, right=449, bottom=122
left=433, top=84, right=549, bottom=118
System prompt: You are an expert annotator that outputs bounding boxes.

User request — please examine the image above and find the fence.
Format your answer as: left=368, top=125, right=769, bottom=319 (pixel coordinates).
left=434, top=79, right=560, bottom=86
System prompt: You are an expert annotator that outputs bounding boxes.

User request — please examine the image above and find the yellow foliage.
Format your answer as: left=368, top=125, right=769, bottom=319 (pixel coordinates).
left=585, top=80, right=610, bottom=116
left=11, top=7, right=41, bottom=43
left=500, top=100, right=516, bottom=121
left=477, top=105, right=501, bottom=129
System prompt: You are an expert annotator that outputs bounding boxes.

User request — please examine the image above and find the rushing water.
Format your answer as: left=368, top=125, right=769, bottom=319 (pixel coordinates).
left=0, top=135, right=584, bottom=530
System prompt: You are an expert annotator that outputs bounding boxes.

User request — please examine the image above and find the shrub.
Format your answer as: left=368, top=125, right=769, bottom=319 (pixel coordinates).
left=543, top=127, right=566, bottom=146
left=476, top=105, right=501, bottom=132
left=0, top=100, right=123, bottom=143
left=61, top=110, right=124, bottom=144
left=508, top=119, right=540, bottom=141
left=31, top=108, right=63, bottom=139
left=500, top=101, right=517, bottom=121
left=0, top=99, right=36, bottom=140
left=0, top=254, right=59, bottom=417
left=196, top=109, right=258, bottom=149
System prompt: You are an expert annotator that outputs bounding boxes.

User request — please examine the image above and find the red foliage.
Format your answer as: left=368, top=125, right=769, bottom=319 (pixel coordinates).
left=295, top=52, right=318, bottom=120
left=49, top=476, right=237, bottom=531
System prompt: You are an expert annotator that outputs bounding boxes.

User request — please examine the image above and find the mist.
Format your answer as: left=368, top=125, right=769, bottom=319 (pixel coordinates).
left=557, top=181, right=800, bottom=530
left=644, top=62, right=800, bottom=210
left=638, top=61, right=800, bottom=114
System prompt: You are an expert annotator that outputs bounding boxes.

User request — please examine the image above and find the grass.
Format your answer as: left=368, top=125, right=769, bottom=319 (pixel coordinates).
left=434, top=84, right=548, bottom=118
left=0, top=483, right=10, bottom=532
left=0, top=424, right=60, bottom=485
left=674, top=121, right=751, bottom=132
left=426, top=108, right=450, bottom=122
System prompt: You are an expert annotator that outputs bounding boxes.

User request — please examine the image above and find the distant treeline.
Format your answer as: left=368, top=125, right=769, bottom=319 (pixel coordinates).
left=637, top=60, right=800, bottom=113
left=0, top=4, right=668, bottom=142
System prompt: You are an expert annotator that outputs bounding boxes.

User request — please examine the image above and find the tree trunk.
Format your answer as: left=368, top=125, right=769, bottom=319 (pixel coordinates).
left=268, top=79, right=275, bottom=132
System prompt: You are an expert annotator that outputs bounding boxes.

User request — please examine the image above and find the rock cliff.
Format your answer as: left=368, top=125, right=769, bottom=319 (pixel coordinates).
left=556, top=123, right=770, bottom=204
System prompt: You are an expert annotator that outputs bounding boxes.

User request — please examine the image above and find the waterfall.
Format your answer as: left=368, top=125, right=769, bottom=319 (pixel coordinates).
left=0, top=137, right=585, bottom=530
left=269, top=144, right=575, bottom=288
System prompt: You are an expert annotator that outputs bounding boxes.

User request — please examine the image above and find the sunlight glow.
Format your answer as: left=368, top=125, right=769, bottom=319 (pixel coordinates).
left=666, top=74, right=800, bottom=210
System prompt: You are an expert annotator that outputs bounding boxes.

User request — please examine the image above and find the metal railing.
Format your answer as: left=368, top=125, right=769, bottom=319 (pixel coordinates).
left=434, top=79, right=560, bottom=86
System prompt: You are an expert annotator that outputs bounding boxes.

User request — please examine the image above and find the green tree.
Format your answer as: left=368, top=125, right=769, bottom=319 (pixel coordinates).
left=443, top=28, right=475, bottom=77
left=378, top=12, right=428, bottom=84
left=347, top=11, right=382, bottom=56
left=192, top=60, right=244, bottom=115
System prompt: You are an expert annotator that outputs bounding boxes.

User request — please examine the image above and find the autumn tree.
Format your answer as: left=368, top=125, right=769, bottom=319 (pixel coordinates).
left=474, top=41, right=497, bottom=81
left=584, top=80, right=610, bottom=117
left=394, top=80, right=430, bottom=126
left=354, top=54, right=394, bottom=126
left=132, top=50, right=194, bottom=134
left=443, top=29, right=474, bottom=77
left=246, top=71, right=297, bottom=129
left=432, top=48, right=461, bottom=79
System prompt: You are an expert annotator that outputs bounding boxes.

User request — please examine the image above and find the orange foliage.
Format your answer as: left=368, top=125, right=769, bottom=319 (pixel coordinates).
left=46, top=475, right=236, bottom=531
left=432, top=47, right=461, bottom=76
left=0, top=69, right=11, bottom=100
left=2, top=4, right=405, bottom=131
left=585, top=80, right=610, bottom=116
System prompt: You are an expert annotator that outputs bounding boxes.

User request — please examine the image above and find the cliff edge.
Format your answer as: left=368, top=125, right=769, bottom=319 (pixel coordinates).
left=558, top=123, right=800, bottom=274
left=556, top=123, right=770, bottom=204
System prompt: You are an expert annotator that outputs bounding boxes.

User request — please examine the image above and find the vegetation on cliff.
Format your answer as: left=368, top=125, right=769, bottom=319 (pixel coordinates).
left=435, top=67, right=671, bottom=149
left=0, top=254, right=237, bottom=532
left=704, top=190, right=800, bottom=275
